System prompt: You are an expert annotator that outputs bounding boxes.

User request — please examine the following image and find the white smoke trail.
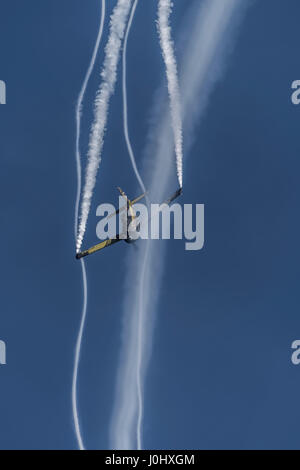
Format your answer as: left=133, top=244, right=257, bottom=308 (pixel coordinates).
left=77, top=0, right=134, bottom=252
left=74, top=0, right=106, bottom=240
left=72, top=1, right=106, bottom=450
left=157, top=0, right=183, bottom=188
left=72, top=259, right=88, bottom=450
left=122, top=0, right=148, bottom=450
left=110, top=0, right=250, bottom=450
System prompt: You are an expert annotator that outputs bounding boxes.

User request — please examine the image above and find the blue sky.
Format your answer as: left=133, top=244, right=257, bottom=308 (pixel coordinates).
left=0, top=0, right=300, bottom=450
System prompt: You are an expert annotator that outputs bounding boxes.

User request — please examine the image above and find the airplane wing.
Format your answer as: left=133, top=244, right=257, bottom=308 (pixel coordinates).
left=132, top=192, right=147, bottom=205
left=162, top=187, right=182, bottom=206
left=76, top=234, right=124, bottom=259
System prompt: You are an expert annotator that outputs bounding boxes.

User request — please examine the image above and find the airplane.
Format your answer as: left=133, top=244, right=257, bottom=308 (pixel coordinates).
left=75, top=186, right=182, bottom=260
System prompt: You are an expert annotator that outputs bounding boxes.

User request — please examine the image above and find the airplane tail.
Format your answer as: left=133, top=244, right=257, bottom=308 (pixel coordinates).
left=117, top=186, right=130, bottom=202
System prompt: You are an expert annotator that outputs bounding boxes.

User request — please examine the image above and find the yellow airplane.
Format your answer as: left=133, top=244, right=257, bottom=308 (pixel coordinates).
left=76, top=186, right=182, bottom=260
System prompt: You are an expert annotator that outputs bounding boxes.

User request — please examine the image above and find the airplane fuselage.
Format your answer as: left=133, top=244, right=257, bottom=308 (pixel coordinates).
left=75, top=187, right=182, bottom=259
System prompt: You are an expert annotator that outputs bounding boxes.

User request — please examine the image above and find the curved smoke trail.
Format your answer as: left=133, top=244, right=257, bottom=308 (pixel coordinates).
left=72, top=1, right=106, bottom=450
left=110, top=0, right=250, bottom=450
left=76, top=0, right=134, bottom=252
left=72, top=259, right=88, bottom=450
left=122, top=0, right=146, bottom=195
left=157, top=0, right=183, bottom=188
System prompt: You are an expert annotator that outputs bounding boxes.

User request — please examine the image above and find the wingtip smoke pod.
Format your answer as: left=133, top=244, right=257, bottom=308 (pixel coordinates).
left=76, top=250, right=89, bottom=260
